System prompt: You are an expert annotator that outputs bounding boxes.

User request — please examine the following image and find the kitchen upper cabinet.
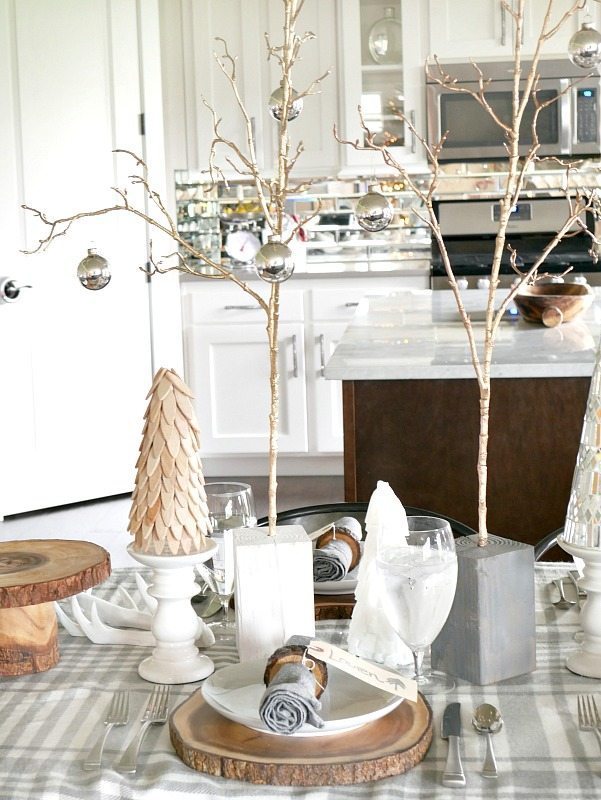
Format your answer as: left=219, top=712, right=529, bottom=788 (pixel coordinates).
left=337, top=0, right=426, bottom=172
left=162, top=0, right=340, bottom=178
left=179, top=0, right=268, bottom=174
left=428, top=0, right=513, bottom=58
left=428, top=0, right=582, bottom=60
left=263, top=0, right=341, bottom=176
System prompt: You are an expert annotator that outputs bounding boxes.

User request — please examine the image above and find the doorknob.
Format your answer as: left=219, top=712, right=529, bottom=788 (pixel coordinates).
left=0, top=277, right=33, bottom=303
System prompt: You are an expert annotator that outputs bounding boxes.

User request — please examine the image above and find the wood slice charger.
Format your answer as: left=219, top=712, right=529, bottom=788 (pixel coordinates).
left=170, top=689, right=432, bottom=786
left=0, top=539, right=110, bottom=676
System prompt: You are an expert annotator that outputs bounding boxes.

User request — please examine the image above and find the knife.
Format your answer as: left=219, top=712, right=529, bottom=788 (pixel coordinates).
left=441, top=702, right=466, bottom=788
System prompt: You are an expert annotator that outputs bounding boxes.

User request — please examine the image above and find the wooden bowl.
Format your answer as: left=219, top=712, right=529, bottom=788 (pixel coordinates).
left=513, top=283, right=593, bottom=328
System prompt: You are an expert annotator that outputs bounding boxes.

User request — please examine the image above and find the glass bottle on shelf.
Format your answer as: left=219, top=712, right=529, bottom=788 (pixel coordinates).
left=368, top=6, right=403, bottom=65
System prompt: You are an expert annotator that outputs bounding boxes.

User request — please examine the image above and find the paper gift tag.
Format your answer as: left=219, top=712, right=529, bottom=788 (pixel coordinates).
left=308, top=640, right=418, bottom=703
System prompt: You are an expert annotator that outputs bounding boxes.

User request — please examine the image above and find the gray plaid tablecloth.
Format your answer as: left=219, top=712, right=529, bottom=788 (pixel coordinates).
left=0, top=564, right=599, bottom=799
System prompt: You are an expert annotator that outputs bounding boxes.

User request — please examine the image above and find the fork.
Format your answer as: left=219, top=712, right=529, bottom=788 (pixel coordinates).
left=578, top=695, right=601, bottom=751
left=83, top=690, right=130, bottom=770
left=116, top=685, right=170, bottom=774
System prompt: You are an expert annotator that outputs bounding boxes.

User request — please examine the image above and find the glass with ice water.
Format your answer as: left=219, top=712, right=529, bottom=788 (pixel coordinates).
left=377, top=515, right=458, bottom=693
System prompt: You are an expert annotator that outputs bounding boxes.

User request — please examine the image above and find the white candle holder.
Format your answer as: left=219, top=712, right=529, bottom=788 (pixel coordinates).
left=127, top=541, right=217, bottom=684
left=558, top=539, right=601, bottom=678
left=558, top=338, right=601, bottom=679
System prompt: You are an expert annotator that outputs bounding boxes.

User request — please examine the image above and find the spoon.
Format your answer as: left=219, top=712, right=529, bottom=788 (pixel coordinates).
left=472, top=703, right=503, bottom=779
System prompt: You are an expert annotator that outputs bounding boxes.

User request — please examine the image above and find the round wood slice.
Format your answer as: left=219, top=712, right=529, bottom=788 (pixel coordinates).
left=315, top=530, right=361, bottom=571
left=0, top=539, right=110, bottom=676
left=170, top=690, right=432, bottom=786
left=264, top=643, right=328, bottom=698
left=0, top=539, right=111, bottom=608
left=314, top=594, right=355, bottom=621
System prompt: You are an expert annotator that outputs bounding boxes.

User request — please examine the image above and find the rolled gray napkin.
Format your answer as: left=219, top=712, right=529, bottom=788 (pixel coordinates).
left=313, top=516, right=362, bottom=583
left=259, top=662, right=324, bottom=734
left=313, top=538, right=353, bottom=581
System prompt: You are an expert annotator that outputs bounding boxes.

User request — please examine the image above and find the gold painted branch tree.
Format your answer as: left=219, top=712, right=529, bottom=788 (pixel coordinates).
left=337, top=0, right=598, bottom=545
left=22, top=0, right=328, bottom=537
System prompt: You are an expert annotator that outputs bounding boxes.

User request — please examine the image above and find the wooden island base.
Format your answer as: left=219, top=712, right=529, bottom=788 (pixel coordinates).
left=343, top=376, right=590, bottom=548
left=170, top=690, right=432, bottom=785
left=0, top=539, right=111, bottom=676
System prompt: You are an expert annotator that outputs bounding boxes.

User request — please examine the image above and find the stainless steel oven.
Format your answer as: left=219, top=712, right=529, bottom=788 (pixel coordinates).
left=430, top=196, right=601, bottom=289
left=427, top=59, right=601, bottom=162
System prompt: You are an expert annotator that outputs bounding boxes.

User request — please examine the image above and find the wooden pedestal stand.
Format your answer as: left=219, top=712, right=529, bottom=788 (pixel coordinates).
left=170, top=690, right=432, bottom=785
left=0, top=539, right=111, bottom=676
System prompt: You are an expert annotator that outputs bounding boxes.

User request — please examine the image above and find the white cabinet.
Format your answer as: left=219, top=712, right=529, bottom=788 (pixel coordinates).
left=161, top=0, right=340, bottom=178
left=428, top=0, right=582, bottom=60
left=185, top=321, right=308, bottom=454
left=428, top=0, right=512, bottom=58
left=263, top=0, right=341, bottom=176
left=181, top=273, right=428, bottom=472
left=307, top=321, right=346, bottom=453
left=183, top=284, right=308, bottom=456
left=337, top=0, right=426, bottom=172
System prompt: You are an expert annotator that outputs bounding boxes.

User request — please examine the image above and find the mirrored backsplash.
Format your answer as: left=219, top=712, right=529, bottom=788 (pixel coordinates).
left=175, top=160, right=601, bottom=275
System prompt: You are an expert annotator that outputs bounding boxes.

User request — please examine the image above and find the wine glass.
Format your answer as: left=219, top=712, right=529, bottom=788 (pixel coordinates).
left=376, top=515, right=458, bottom=694
left=202, top=482, right=256, bottom=635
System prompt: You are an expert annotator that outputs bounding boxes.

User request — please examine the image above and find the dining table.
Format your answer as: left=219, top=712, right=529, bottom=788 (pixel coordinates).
left=0, top=562, right=599, bottom=799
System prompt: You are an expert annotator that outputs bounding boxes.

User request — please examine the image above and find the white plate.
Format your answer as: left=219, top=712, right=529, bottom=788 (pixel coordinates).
left=314, top=564, right=359, bottom=595
left=202, top=659, right=402, bottom=737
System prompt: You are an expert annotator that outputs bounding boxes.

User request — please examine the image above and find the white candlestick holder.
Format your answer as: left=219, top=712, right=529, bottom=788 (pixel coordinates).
left=127, top=541, right=217, bottom=684
left=558, top=538, right=601, bottom=679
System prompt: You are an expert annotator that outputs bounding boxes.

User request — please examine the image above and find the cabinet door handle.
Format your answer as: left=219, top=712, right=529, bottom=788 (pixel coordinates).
left=501, top=4, right=506, bottom=46
left=319, top=333, right=326, bottom=377
left=291, top=334, right=299, bottom=378
left=344, top=301, right=359, bottom=307
left=224, top=304, right=258, bottom=310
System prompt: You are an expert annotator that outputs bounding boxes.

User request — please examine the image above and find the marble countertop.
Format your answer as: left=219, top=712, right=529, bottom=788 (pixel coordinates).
left=324, top=288, right=601, bottom=380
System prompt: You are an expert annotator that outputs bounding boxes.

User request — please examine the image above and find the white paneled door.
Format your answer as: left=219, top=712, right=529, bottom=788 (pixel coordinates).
left=0, top=1, right=173, bottom=517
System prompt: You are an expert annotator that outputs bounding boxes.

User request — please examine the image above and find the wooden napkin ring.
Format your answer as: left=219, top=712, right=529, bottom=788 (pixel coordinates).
left=263, top=644, right=328, bottom=699
left=315, top=529, right=362, bottom=571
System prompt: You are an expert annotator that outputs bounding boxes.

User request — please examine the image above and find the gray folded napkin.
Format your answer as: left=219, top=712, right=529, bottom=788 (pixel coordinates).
left=259, top=635, right=325, bottom=735
left=259, top=662, right=324, bottom=734
left=313, top=516, right=362, bottom=583
left=313, top=538, right=354, bottom=582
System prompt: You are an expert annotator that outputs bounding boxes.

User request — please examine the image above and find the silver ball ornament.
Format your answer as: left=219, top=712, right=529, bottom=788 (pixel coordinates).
left=77, top=247, right=111, bottom=290
left=268, top=85, right=303, bottom=122
left=255, top=237, right=294, bottom=283
left=355, top=188, right=393, bottom=232
left=568, top=22, right=601, bottom=69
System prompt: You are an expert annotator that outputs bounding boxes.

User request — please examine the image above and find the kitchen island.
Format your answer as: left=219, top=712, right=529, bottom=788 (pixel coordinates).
left=325, top=288, right=601, bottom=547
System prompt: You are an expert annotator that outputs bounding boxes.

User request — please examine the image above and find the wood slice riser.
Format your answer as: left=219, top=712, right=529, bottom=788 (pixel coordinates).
left=0, top=603, right=59, bottom=676
left=170, top=690, right=432, bottom=786
left=0, top=540, right=111, bottom=676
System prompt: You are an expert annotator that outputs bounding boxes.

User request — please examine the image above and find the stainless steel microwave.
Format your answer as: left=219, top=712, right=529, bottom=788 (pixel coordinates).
left=426, top=59, right=601, bottom=162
